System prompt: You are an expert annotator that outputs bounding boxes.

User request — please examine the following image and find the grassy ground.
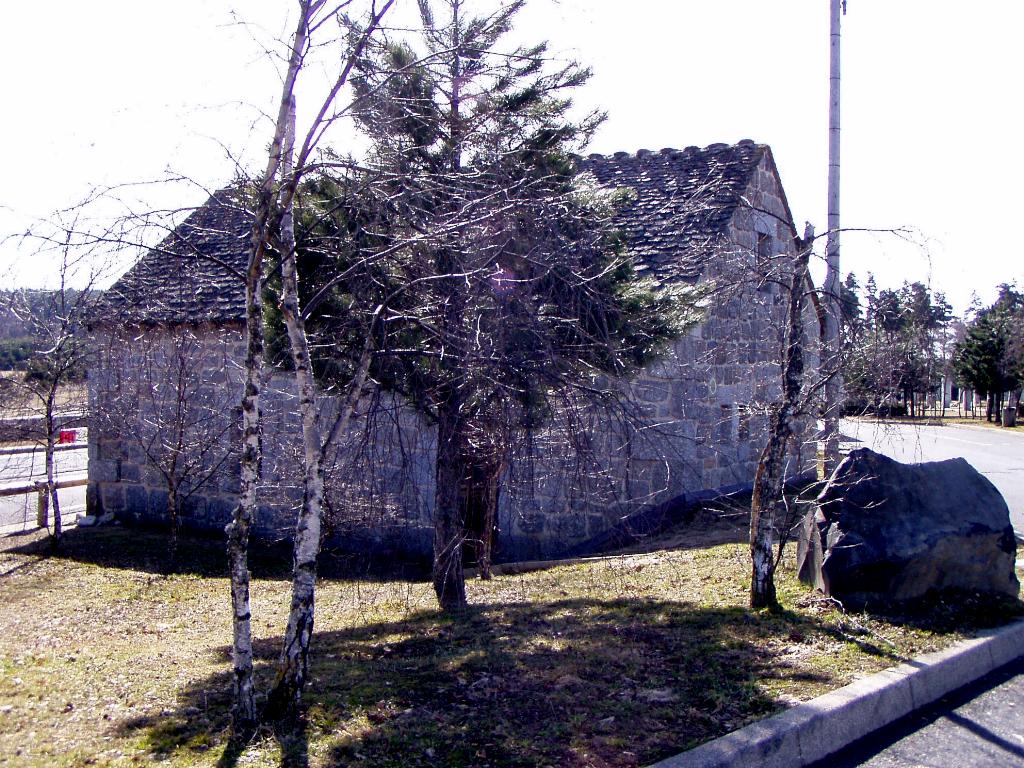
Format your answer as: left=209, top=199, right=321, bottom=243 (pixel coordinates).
left=0, top=381, right=87, bottom=420
left=922, top=416, right=1023, bottom=433
left=0, top=524, right=1021, bottom=768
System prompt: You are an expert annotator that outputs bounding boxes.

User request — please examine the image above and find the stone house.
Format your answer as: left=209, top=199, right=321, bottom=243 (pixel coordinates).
left=88, top=139, right=815, bottom=559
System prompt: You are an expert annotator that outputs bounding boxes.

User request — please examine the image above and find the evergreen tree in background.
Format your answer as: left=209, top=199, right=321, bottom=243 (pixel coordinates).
left=842, top=277, right=951, bottom=416
left=953, top=284, right=1023, bottom=422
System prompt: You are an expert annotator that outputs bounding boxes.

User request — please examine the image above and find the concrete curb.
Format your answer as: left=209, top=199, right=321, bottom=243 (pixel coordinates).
left=646, top=618, right=1024, bottom=768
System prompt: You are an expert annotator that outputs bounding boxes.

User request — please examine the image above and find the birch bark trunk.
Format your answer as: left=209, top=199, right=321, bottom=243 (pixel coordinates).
left=225, top=0, right=313, bottom=730
left=225, top=242, right=264, bottom=730
left=222, top=0, right=395, bottom=727
left=44, top=397, right=62, bottom=545
left=750, top=227, right=812, bottom=610
left=264, top=92, right=331, bottom=720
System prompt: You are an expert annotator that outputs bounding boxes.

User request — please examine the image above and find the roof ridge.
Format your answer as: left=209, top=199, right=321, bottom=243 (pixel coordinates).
left=94, top=188, right=253, bottom=326
left=582, top=139, right=764, bottom=164
left=575, top=139, right=774, bottom=283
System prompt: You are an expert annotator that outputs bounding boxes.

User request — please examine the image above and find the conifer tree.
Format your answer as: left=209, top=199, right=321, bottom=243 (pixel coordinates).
left=954, top=284, right=1024, bottom=422
left=294, top=0, right=690, bottom=610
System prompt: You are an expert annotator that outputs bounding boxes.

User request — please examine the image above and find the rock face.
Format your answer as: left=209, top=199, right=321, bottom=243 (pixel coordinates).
left=798, top=448, right=1019, bottom=608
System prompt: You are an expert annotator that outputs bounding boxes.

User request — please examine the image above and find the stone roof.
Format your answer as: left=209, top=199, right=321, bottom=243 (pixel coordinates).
left=97, top=141, right=768, bottom=325
left=580, top=139, right=766, bottom=280
left=95, top=188, right=252, bottom=325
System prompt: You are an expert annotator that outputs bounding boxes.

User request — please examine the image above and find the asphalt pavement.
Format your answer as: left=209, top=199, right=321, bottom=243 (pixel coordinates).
left=815, top=657, right=1024, bottom=767
left=0, top=442, right=87, bottom=533
left=0, top=443, right=88, bottom=482
left=652, top=621, right=1024, bottom=768
left=841, top=419, right=1024, bottom=537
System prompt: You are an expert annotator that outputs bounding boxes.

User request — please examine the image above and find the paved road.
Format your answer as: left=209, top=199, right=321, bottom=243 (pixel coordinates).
left=816, top=658, right=1024, bottom=767
left=0, top=443, right=87, bottom=533
left=841, top=420, right=1024, bottom=537
left=0, top=444, right=88, bottom=481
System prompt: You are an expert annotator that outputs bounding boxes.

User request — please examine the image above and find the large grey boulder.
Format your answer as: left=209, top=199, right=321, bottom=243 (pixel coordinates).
left=797, top=448, right=1019, bottom=608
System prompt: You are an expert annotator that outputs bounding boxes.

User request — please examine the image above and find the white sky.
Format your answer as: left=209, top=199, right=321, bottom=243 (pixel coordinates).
left=1, top=1, right=1021, bottom=314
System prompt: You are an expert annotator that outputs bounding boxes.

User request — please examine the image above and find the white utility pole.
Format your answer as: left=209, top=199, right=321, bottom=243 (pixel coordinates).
left=821, top=0, right=844, bottom=477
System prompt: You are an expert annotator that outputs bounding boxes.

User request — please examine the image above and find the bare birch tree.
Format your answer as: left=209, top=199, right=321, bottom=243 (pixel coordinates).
left=0, top=237, right=99, bottom=545
left=225, top=0, right=316, bottom=732
left=749, top=224, right=814, bottom=609
left=224, top=0, right=397, bottom=726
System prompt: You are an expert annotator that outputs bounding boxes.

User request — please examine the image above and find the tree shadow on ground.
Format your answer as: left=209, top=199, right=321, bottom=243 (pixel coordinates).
left=118, top=596, right=912, bottom=768
left=1, top=526, right=429, bottom=582
left=846, top=589, right=1024, bottom=634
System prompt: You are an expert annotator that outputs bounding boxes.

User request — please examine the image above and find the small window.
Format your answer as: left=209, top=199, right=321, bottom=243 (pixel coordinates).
left=756, top=232, right=772, bottom=260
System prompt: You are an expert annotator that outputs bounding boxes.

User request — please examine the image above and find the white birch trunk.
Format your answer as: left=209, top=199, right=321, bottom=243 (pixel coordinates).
left=227, top=0, right=393, bottom=725
left=750, top=226, right=813, bottom=609
left=225, top=250, right=263, bottom=730
left=224, top=0, right=314, bottom=731
left=264, top=92, right=331, bottom=719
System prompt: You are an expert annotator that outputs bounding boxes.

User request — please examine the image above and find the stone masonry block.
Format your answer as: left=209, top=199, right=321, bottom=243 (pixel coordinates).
left=124, top=484, right=149, bottom=517
left=100, top=483, right=125, bottom=513
left=181, top=494, right=207, bottom=521
left=91, top=459, right=120, bottom=483
left=207, top=497, right=236, bottom=528
left=514, top=512, right=546, bottom=536
left=550, top=512, right=586, bottom=541
left=634, top=381, right=671, bottom=403
left=119, top=462, right=141, bottom=482
left=147, top=489, right=169, bottom=520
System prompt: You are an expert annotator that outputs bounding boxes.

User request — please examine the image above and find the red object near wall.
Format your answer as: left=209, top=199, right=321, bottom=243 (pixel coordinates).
left=58, top=429, right=77, bottom=444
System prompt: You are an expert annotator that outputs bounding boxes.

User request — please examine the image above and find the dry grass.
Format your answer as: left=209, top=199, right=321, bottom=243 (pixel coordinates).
left=0, top=380, right=87, bottom=421
left=848, top=413, right=1024, bottom=434
left=932, top=416, right=1024, bottom=433
left=0, top=525, right=1021, bottom=768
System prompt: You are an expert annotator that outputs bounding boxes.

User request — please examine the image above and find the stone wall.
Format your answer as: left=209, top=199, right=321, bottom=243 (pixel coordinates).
left=88, top=323, right=249, bottom=534
left=495, top=152, right=817, bottom=558
left=260, top=384, right=438, bottom=554
left=88, top=324, right=439, bottom=552
left=88, top=155, right=817, bottom=560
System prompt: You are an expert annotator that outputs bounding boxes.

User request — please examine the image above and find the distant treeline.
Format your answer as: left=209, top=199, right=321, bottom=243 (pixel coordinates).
left=0, top=338, right=38, bottom=371
left=0, top=289, right=91, bottom=340
left=0, top=289, right=93, bottom=378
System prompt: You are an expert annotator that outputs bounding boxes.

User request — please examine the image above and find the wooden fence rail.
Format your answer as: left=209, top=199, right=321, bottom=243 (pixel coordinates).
left=0, top=477, right=89, bottom=528
left=0, top=443, right=88, bottom=457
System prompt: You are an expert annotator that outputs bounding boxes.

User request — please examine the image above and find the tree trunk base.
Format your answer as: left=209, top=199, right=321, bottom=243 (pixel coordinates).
left=433, top=561, right=468, bottom=612
left=230, top=708, right=259, bottom=739
left=749, top=587, right=780, bottom=611
left=263, top=683, right=301, bottom=726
